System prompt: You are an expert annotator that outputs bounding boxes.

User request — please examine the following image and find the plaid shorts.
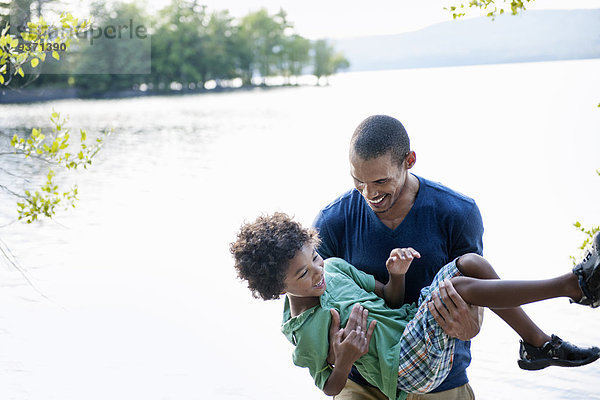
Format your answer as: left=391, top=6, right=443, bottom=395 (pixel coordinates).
left=397, top=260, right=462, bottom=394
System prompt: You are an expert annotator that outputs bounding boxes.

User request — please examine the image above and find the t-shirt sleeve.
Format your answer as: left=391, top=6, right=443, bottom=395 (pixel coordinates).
left=290, top=310, right=333, bottom=391
left=449, top=201, right=484, bottom=259
left=328, top=258, right=376, bottom=293
left=292, top=351, right=332, bottom=390
left=313, top=210, right=339, bottom=259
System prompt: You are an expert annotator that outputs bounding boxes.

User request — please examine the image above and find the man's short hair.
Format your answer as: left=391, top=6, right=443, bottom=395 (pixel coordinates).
left=351, top=115, right=410, bottom=166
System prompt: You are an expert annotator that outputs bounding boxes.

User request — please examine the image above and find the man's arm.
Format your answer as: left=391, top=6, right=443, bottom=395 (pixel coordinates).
left=313, top=211, right=339, bottom=259
left=430, top=202, right=485, bottom=340
left=323, top=326, right=370, bottom=396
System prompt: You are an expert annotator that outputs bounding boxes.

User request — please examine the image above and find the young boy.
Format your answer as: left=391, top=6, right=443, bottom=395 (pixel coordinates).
left=230, top=213, right=600, bottom=400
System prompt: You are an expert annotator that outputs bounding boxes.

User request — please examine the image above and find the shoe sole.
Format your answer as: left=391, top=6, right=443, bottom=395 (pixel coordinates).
left=518, top=352, right=600, bottom=371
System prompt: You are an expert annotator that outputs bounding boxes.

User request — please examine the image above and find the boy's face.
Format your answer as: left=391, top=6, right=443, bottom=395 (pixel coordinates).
left=283, top=243, right=326, bottom=299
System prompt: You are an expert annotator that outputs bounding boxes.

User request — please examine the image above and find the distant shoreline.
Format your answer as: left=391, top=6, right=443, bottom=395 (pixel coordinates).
left=3, top=55, right=599, bottom=105
left=0, top=83, right=313, bottom=105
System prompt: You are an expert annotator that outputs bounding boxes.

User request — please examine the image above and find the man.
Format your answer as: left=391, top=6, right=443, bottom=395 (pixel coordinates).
left=313, top=115, right=484, bottom=399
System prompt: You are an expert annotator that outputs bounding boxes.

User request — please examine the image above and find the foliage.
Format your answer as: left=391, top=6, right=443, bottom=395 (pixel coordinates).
left=202, top=10, right=239, bottom=82
left=4, top=2, right=350, bottom=94
left=4, top=112, right=110, bottom=224
left=153, top=6, right=310, bottom=88
left=1, top=10, right=107, bottom=224
left=72, top=2, right=150, bottom=95
left=238, top=8, right=291, bottom=85
left=0, top=11, right=87, bottom=86
left=150, top=4, right=348, bottom=89
left=571, top=170, right=600, bottom=264
left=150, top=0, right=209, bottom=89
left=312, top=39, right=350, bottom=84
left=446, top=0, right=534, bottom=19
left=281, top=34, right=311, bottom=82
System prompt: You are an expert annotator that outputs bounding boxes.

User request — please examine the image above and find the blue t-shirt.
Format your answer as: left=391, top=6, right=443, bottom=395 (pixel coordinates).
left=312, top=175, right=484, bottom=393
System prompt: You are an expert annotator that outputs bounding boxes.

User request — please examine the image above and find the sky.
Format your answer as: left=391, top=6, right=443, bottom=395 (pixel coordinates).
left=149, top=0, right=600, bottom=39
left=61, top=0, right=600, bottom=39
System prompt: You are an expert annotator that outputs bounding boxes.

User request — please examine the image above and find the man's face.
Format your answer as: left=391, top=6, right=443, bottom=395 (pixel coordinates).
left=349, top=151, right=411, bottom=215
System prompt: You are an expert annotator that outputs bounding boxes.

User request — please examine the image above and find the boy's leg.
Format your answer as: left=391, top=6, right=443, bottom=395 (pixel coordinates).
left=449, top=254, right=582, bottom=346
left=447, top=254, right=599, bottom=369
left=397, top=261, right=461, bottom=393
left=450, top=254, right=583, bottom=311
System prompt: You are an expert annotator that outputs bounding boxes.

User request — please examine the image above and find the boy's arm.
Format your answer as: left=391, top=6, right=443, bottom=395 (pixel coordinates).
left=323, top=308, right=376, bottom=396
left=373, top=248, right=420, bottom=308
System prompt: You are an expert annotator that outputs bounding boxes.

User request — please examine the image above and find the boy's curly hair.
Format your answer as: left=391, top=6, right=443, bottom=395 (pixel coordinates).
left=230, top=212, right=320, bottom=300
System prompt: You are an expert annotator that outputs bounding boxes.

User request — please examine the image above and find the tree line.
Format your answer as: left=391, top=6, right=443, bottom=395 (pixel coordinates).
left=1, top=0, right=350, bottom=96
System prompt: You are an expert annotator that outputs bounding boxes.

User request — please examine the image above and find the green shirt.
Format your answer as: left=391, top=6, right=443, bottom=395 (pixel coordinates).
left=281, top=258, right=418, bottom=400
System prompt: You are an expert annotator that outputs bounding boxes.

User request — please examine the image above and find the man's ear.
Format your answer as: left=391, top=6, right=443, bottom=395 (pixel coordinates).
left=405, top=151, right=416, bottom=169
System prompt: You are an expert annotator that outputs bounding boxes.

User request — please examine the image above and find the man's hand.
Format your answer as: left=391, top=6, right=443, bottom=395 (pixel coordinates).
left=327, top=304, right=376, bottom=366
left=322, top=305, right=376, bottom=397
left=427, top=279, right=483, bottom=341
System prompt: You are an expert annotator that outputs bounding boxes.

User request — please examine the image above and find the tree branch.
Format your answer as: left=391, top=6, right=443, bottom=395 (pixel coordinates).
left=0, top=165, right=32, bottom=183
left=0, top=235, right=60, bottom=307
left=0, top=151, right=60, bottom=165
left=0, top=183, right=27, bottom=199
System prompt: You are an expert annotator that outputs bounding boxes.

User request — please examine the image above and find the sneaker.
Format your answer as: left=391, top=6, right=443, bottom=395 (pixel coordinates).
left=572, top=232, right=600, bottom=308
left=518, top=334, right=600, bottom=370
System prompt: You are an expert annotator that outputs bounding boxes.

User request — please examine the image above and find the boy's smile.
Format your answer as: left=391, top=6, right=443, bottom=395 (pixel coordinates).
left=283, top=243, right=326, bottom=302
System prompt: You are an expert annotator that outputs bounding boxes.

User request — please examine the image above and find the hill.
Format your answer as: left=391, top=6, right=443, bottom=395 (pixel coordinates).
left=332, top=9, right=600, bottom=71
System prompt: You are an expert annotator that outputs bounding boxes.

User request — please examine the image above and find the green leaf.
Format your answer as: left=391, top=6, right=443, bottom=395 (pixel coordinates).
left=31, top=58, right=39, bottom=68
left=52, top=51, right=60, bottom=60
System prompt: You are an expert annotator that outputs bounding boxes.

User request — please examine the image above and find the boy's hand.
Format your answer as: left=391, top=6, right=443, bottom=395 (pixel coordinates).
left=386, top=247, right=420, bottom=276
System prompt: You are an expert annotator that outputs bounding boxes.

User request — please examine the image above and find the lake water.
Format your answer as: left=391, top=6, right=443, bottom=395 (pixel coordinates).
left=1, top=59, right=599, bottom=400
